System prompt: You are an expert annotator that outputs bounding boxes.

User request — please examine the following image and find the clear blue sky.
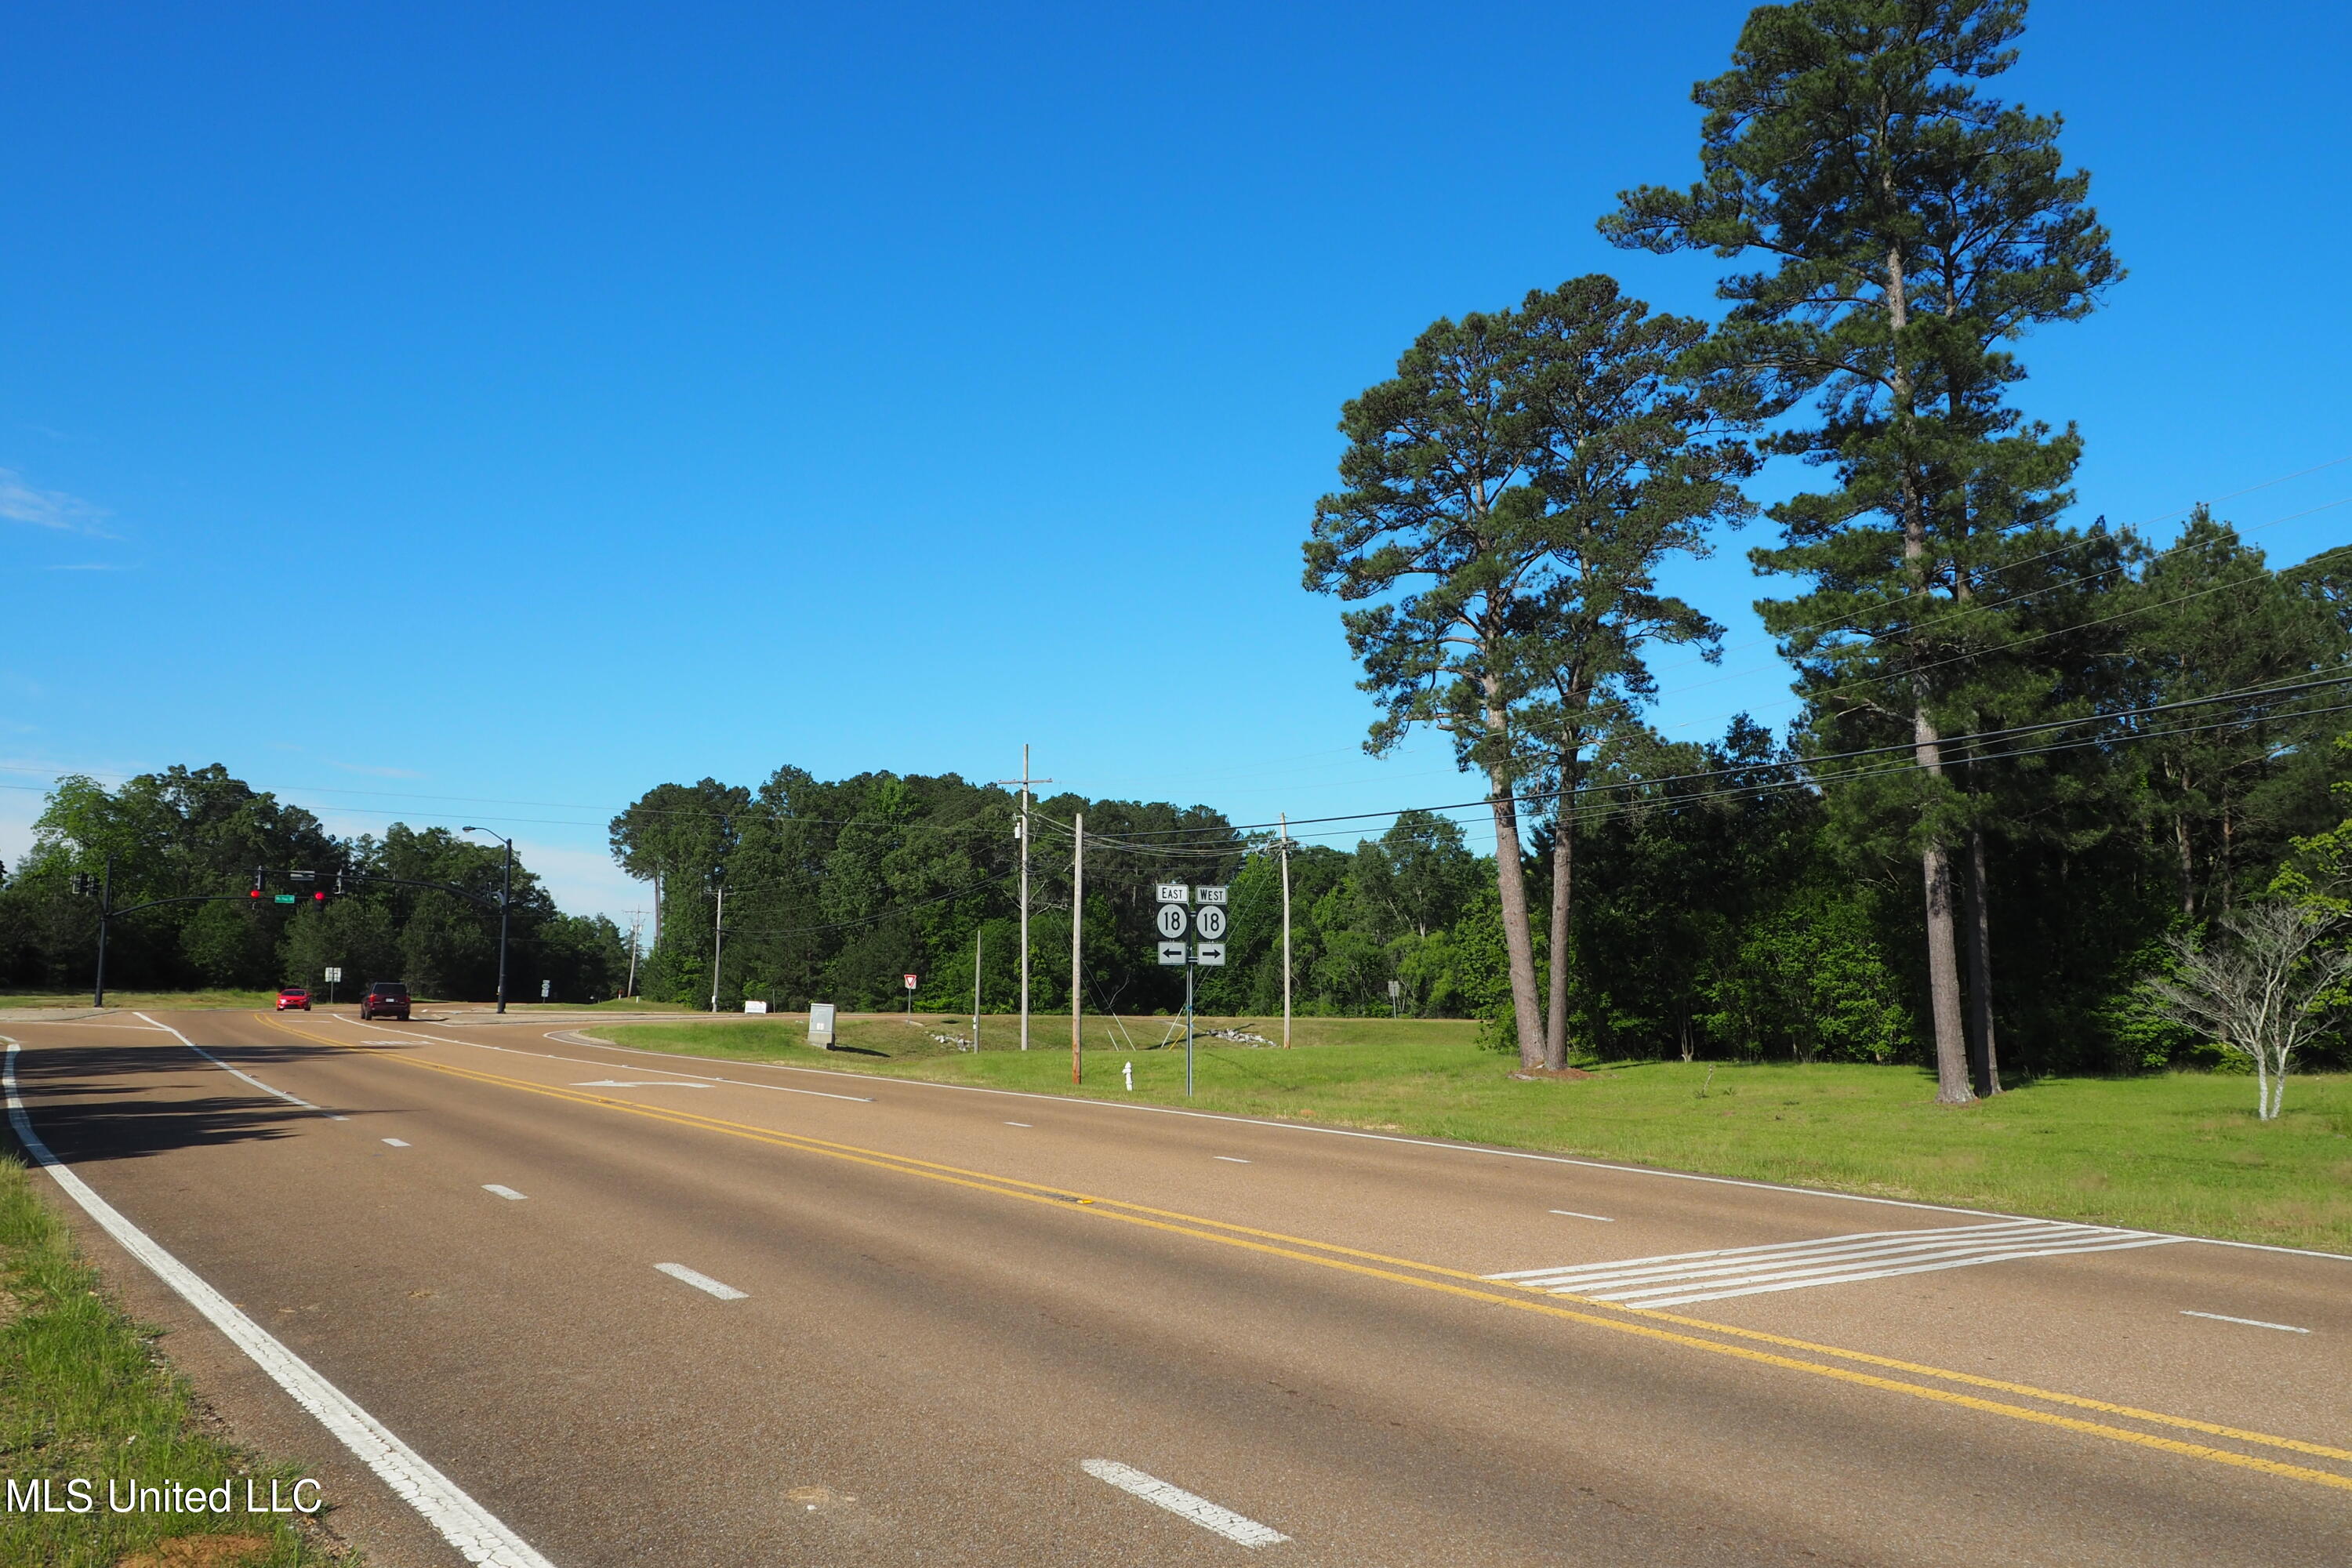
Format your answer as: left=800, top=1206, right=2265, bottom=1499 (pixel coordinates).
left=5, top=1, right=2347, bottom=920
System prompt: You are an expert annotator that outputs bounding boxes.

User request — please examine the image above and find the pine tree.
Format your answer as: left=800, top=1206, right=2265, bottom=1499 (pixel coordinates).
left=1602, top=0, right=2120, bottom=1102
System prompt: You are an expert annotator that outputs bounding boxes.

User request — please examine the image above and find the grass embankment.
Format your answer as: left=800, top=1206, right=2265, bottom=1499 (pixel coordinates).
left=0, top=1152, right=349, bottom=1567
left=0, top=991, right=285, bottom=1013
left=587, top=1014, right=2352, bottom=1253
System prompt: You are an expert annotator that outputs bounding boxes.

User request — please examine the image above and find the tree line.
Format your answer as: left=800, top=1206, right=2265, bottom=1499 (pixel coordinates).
left=1302, top=0, right=2352, bottom=1098
left=0, top=765, right=629, bottom=1001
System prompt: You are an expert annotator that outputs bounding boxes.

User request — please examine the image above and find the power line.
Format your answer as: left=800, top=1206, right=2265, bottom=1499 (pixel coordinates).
left=1044, top=667, right=2352, bottom=847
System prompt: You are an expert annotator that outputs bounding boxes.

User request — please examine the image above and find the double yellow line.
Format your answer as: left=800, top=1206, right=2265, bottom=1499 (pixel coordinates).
left=258, top=1014, right=2352, bottom=1494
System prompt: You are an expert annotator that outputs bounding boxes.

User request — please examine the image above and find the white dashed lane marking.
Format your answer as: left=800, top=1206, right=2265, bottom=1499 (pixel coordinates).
left=1490, top=1220, right=2185, bottom=1308
left=2183, top=1310, right=2310, bottom=1334
left=655, top=1263, right=748, bottom=1301
left=481, top=1185, right=528, bottom=1201
left=1004, top=1121, right=1033, bottom=1127
left=382, top=1138, right=410, bottom=1148
left=1214, top=1156, right=1250, bottom=1164
left=1549, top=1209, right=1615, bottom=1222
left=1080, top=1459, right=1290, bottom=1548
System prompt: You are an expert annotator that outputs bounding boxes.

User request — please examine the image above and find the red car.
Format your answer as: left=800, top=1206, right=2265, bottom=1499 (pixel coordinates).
left=274, top=986, right=313, bottom=1012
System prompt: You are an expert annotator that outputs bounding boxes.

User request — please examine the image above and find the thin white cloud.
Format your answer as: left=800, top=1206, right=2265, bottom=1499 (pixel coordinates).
left=325, top=760, right=427, bottom=779
left=0, top=468, right=114, bottom=535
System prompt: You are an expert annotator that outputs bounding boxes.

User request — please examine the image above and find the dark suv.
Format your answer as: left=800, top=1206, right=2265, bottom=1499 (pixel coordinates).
left=359, top=982, right=411, bottom=1022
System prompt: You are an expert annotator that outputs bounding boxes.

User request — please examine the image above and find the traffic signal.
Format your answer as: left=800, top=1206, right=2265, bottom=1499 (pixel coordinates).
left=251, top=868, right=266, bottom=898
left=70, top=873, right=91, bottom=896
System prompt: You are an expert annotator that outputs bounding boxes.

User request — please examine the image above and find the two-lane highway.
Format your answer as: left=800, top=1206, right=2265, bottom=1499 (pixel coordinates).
left=5, top=1008, right=2348, bottom=1566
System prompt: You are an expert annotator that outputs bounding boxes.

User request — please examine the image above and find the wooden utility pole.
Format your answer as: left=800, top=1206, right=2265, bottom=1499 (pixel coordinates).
left=1071, top=811, right=1084, bottom=1084
left=994, top=746, right=1053, bottom=1051
left=972, top=929, right=982, bottom=1051
left=1278, top=812, right=1294, bottom=1049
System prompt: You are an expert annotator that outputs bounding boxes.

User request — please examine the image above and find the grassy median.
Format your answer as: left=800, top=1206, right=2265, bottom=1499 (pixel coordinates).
left=0, top=1150, right=350, bottom=1568
left=586, top=1014, right=2352, bottom=1253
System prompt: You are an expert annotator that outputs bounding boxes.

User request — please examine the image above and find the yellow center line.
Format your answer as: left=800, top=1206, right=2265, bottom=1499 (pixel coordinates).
left=250, top=1014, right=2352, bottom=1492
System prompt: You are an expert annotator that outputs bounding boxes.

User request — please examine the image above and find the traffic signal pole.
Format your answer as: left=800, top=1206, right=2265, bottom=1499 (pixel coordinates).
left=92, top=855, right=114, bottom=1009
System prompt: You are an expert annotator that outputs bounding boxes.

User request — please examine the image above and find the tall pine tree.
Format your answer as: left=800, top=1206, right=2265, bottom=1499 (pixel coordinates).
left=1603, top=0, right=2120, bottom=1102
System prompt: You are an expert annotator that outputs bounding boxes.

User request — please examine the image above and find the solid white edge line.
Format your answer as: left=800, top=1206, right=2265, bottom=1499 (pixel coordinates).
left=2181, top=1310, right=2312, bottom=1334
left=654, top=1262, right=748, bottom=1300
left=482, top=1185, right=528, bottom=1201
left=1080, top=1459, right=1289, bottom=1548
left=138, top=1011, right=321, bottom=1111
left=2, top=1039, right=557, bottom=1568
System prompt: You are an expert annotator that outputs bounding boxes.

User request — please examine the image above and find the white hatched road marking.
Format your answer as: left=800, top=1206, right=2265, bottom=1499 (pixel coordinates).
left=1489, top=1220, right=2186, bottom=1308
left=482, top=1185, right=528, bottom=1201
left=655, top=1262, right=749, bottom=1300
left=1080, top=1459, right=1290, bottom=1548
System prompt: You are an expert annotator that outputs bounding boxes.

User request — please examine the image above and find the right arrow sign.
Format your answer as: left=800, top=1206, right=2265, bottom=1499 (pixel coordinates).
left=1192, top=942, right=1226, bottom=967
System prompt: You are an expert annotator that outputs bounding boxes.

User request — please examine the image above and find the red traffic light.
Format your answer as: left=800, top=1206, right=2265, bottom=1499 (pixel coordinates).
left=313, top=891, right=327, bottom=901
left=249, top=889, right=262, bottom=899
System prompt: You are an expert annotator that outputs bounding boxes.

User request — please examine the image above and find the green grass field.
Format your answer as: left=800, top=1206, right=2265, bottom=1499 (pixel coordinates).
left=587, top=1013, right=2352, bottom=1253
left=0, top=989, right=287, bottom=1012
left=0, top=1152, right=350, bottom=1567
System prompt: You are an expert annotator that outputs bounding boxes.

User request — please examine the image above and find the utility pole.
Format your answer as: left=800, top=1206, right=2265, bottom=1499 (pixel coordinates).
left=972, top=928, right=982, bottom=1051
left=1278, top=812, right=1294, bottom=1049
left=993, top=745, right=1052, bottom=1051
left=709, top=870, right=725, bottom=1014
left=1070, top=811, right=1083, bottom=1085
left=92, top=854, right=116, bottom=1009
left=622, top=909, right=646, bottom=999
left=462, top=828, right=514, bottom=1014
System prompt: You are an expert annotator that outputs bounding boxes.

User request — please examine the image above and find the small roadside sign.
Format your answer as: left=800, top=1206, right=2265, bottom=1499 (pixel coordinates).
left=1156, top=941, right=1188, bottom=966
left=1194, top=905, right=1228, bottom=941
left=904, top=973, right=918, bottom=990
left=324, top=967, right=342, bottom=983
left=540, top=978, right=552, bottom=1000
left=1193, top=942, right=1226, bottom=967
left=1193, top=885, right=1228, bottom=905
left=1154, top=883, right=1189, bottom=905
left=1154, top=903, right=1190, bottom=939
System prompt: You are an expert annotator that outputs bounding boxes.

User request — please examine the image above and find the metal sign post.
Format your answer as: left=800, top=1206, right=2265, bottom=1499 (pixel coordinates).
left=1150, top=884, right=1228, bottom=1098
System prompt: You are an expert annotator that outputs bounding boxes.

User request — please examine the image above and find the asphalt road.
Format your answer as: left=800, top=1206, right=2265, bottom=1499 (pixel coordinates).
left=4, top=1007, right=2348, bottom=1566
